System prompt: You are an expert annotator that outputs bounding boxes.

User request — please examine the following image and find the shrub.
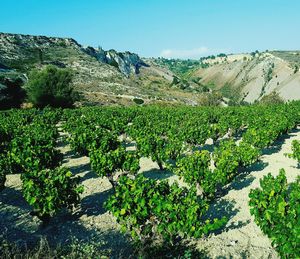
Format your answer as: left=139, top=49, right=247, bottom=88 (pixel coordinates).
left=259, top=91, right=284, bottom=105
left=199, top=92, right=223, bottom=106
left=6, top=122, right=62, bottom=174
left=133, top=98, right=144, bottom=105
left=136, top=134, right=184, bottom=170
left=266, top=67, right=273, bottom=82
left=212, top=139, right=260, bottom=188
left=26, top=65, right=79, bottom=108
left=90, top=147, right=140, bottom=189
left=285, top=140, right=300, bottom=164
left=249, top=169, right=300, bottom=258
left=68, top=126, right=118, bottom=156
left=171, top=76, right=181, bottom=86
left=213, top=140, right=240, bottom=184
left=105, top=175, right=227, bottom=245
left=174, top=150, right=218, bottom=198
left=21, top=167, right=83, bottom=223
left=237, top=141, right=261, bottom=167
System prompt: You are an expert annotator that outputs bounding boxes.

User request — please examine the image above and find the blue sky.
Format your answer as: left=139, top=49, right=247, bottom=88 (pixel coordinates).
left=1, top=0, right=299, bottom=59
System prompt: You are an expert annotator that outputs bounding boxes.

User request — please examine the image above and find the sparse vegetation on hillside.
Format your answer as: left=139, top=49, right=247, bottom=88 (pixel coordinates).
left=270, top=51, right=300, bottom=67
left=259, top=91, right=284, bottom=105
left=220, top=83, right=240, bottom=103
left=199, top=91, right=223, bottom=106
left=155, top=58, right=203, bottom=78
left=1, top=33, right=300, bottom=106
left=266, top=63, right=274, bottom=82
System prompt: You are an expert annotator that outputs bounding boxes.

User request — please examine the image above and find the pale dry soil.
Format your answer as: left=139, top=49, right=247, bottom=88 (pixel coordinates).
left=0, top=125, right=299, bottom=258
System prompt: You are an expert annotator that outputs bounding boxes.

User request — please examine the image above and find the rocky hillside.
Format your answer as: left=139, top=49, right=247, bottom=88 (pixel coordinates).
left=153, top=51, right=300, bottom=103
left=0, top=32, right=203, bottom=106
left=0, top=32, right=149, bottom=77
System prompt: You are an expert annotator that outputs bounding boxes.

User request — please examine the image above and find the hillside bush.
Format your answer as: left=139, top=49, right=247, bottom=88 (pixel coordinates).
left=259, top=91, right=284, bottom=105
left=199, top=92, right=223, bottom=106
left=26, top=65, right=79, bottom=108
left=133, top=98, right=144, bottom=105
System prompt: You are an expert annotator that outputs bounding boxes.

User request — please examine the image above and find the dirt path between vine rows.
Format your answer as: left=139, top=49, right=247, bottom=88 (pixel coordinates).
left=0, top=124, right=299, bottom=258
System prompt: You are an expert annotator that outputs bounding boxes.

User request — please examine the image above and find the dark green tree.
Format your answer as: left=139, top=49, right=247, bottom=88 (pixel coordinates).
left=26, top=65, right=79, bottom=108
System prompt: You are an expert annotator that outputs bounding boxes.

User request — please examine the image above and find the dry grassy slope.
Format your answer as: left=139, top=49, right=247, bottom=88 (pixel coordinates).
left=193, top=52, right=300, bottom=103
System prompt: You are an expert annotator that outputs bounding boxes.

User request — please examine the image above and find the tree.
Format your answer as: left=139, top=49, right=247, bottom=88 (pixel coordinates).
left=26, top=65, right=79, bottom=108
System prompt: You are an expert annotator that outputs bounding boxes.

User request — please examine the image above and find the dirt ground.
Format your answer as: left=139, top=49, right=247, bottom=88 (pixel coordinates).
left=0, top=125, right=299, bottom=258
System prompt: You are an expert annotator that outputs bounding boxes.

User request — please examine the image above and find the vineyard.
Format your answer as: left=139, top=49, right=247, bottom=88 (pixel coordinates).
left=0, top=102, right=300, bottom=258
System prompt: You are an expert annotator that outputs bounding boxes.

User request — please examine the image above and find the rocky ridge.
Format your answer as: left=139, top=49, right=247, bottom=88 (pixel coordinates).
left=0, top=32, right=148, bottom=77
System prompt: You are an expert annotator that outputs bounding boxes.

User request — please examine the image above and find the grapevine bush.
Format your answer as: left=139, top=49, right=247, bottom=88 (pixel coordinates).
left=173, top=150, right=218, bottom=198
left=213, top=140, right=260, bottom=187
left=67, top=124, right=119, bottom=157
left=136, top=134, right=184, bottom=170
left=90, top=146, right=140, bottom=189
left=21, top=167, right=84, bottom=223
left=0, top=108, right=85, bottom=224
left=286, top=140, right=300, bottom=165
left=105, top=175, right=227, bottom=244
left=249, top=169, right=300, bottom=258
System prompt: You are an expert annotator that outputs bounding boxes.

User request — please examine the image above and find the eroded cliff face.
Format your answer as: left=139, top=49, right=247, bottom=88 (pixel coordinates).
left=191, top=52, right=300, bottom=102
left=83, top=46, right=148, bottom=76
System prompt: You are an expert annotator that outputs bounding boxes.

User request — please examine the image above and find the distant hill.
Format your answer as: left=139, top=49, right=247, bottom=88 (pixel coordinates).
left=152, top=51, right=300, bottom=103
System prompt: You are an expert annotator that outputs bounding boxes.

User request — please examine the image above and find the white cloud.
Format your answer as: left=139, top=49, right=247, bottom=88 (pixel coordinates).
left=160, top=47, right=209, bottom=59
